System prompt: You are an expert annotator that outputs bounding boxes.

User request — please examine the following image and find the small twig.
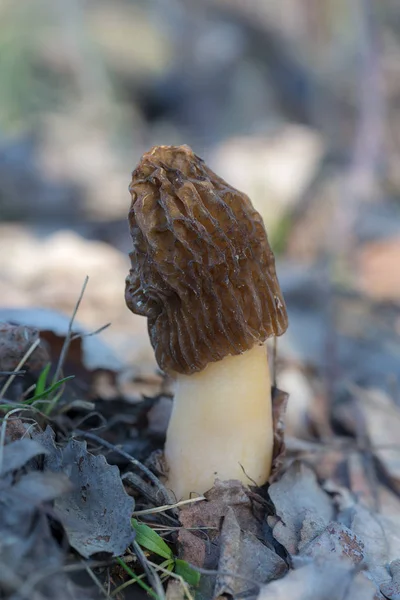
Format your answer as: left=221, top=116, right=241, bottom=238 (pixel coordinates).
left=52, top=275, right=89, bottom=384
left=21, top=382, right=37, bottom=400
left=63, top=558, right=122, bottom=572
left=16, top=558, right=117, bottom=600
left=115, top=556, right=158, bottom=598
left=71, top=322, right=111, bottom=341
left=74, top=429, right=172, bottom=505
left=239, top=462, right=258, bottom=487
left=123, top=472, right=162, bottom=505
left=21, top=421, right=39, bottom=439
left=67, top=410, right=107, bottom=430
left=0, top=338, right=41, bottom=400
left=147, top=559, right=194, bottom=600
left=0, top=563, right=49, bottom=600
left=132, top=496, right=205, bottom=516
left=0, top=370, right=26, bottom=376
left=147, top=525, right=217, bottom=533
left=133, top=541, right=166, bottom=600
left=82, top=560, right=113, bottom=600
left=111, top=571, right=148, bottom=597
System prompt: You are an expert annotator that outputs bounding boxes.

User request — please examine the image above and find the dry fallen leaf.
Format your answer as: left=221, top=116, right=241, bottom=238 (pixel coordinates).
left=33, top=426, right=134, bottom=558
left=0, top=437, right=91, bottom=600
left=299, top=521, right=364, bottom=565
left=0, top=438, right=48, bottom=477
left=355, top=387, right=400, bottom=483
left=268, top=462, right=334, bottom=554
left=215, top=507, right=287, bottom=598
left=178, top=479, right=284, bottom=598
left=381, top=559, right=400, bottom=600
left=0, top=322, right=49, bottom=373
left=180, top=479, right=265, bottom=538
left=257, top=559, right=376, bottom=600
left=349, top=502, right=400, bottom=590
left=0, top=308, right=122, bottom=372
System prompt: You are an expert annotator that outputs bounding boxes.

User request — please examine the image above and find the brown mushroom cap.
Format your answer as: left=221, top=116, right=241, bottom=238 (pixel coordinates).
left=125, top=145, right=288, bottom=375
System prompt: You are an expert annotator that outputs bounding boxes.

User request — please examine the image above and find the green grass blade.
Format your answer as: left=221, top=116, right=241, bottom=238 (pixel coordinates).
left=33, top=375, right=75, bottom=401
left=174, top=559, right=200, bottom=587
left=34, top=363, right=51, bottom=398
left=132, top=519, right=173, bottom=560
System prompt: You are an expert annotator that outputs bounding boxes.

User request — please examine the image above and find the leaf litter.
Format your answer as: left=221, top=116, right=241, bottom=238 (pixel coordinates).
left=0, top=283, right=197, bottom=599
left=1, top=281, right=400, bottom=599
left=33, top=426, right=135, bottom=558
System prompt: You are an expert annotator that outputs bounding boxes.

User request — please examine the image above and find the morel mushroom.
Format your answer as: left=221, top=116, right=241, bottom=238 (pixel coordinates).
left=125, top=145, right=288, bottom=499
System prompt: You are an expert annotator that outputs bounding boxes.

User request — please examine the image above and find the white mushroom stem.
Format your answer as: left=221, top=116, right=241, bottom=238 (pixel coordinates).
left=164, top=343, right=273, bottom=500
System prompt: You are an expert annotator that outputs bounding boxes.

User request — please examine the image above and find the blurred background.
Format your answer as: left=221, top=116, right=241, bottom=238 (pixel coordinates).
left=0, top=0, right=400, bottom=438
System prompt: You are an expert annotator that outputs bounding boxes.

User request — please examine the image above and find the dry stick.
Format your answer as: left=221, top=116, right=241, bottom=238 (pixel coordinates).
left=21, top=420, right=39, bottom=439
left=67, top=409, right=107, bottom=431
left=133, top=541, right=166, bottom=600
left=81, top=559, right=113, bottom=600
left=74, top=428, right=172, bottom=506
left=0, top=338, right=41, bottom=401
left=0, top=563, right=50, bottom=600
left=111, top=571, right=149, bottom=598
left=132, top=495, right=205, bottom=516
left=52, top=275, right=89, bottom=385
left=105, top=568, right=112, bottom=598
left=16, top=558, right=117, bottom=600
left=46, top=277, right=111, bottom=416
left=9, top=555, right=119, bottom=600
left=146, top=525, right=216, bottom=534
left=146, top=559, right=194, bottom=600
left=47, top=278, right=111, bottom=415
left=123, top=471, right=160, bottom=505
left=71, top=322, right=111, bottom=341
left=0, top=370, right=26, bottom=376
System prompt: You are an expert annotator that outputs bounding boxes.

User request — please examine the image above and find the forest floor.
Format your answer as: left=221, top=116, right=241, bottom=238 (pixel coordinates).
left=1, top=264, right=400, bottom=600
left=1, top=1, right=400, bottom=598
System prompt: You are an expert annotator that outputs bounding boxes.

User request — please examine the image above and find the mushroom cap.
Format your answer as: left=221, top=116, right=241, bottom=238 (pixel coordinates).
left=125, top=145, right=288, bottom=375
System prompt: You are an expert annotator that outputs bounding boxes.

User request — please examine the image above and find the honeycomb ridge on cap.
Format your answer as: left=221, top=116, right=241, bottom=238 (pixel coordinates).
left=125, top=144, right=288, bottom=375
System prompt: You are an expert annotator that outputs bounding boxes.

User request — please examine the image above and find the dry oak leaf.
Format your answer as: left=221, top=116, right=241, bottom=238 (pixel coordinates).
left=268, top=461, right=334, bottom=555
left=257, top=559, right=376, bottom=600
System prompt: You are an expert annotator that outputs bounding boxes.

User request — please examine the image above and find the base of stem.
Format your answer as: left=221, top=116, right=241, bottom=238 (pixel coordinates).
left=164, top=344, right=273, bottom=500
